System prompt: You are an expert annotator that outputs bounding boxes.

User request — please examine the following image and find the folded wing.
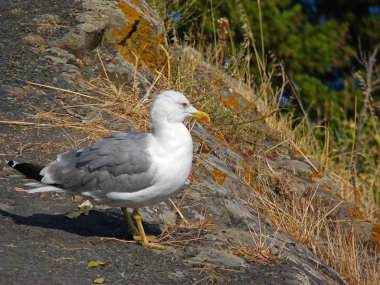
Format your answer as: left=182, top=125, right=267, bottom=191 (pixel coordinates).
left=37, top=132, right=155, bottom=202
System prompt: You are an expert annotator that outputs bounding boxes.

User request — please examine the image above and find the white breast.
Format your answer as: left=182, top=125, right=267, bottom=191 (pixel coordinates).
left=105, top=123, right=193, bottom=208
left=148, top=124, right=193, bottom=197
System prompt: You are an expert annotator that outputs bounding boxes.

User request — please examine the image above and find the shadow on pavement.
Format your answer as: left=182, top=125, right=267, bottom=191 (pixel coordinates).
left=0, top=209, right=161, bottom=238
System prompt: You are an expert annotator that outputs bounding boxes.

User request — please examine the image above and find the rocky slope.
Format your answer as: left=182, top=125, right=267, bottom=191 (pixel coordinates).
left=1, top=0, right=377, bottom=284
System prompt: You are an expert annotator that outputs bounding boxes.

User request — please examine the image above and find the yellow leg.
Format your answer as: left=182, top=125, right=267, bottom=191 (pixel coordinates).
left=121, top=207, right=138, bottom=236
left=132, top=209, right=164, bottom=249
left=121, top=207, right=158, bottom=245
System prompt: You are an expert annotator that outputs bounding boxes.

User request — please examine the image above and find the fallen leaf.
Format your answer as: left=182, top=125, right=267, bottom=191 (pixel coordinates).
left=14, top=187, right=28, bottom=192
left=65, top=210, right=82, bottom=219
left=93, top=277, right=105, bottom=284
left=65, top=200, right=93, bottom=219
left=87, top=260, right=106, bottom=268
left=78, top=200, right=93, bottom=214
left=259, top=249, right=271, bottom=260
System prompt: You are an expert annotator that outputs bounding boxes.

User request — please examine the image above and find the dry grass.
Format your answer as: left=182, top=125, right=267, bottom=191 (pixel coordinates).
left=239, top=158, right=379, bottom=284
left=155, top=2, right=379, bottom=283
left=192, top=264, right=232, bottom=285
left=230, top=218, right=278, bottom=265
left=32, top=14, right=63, bottom=33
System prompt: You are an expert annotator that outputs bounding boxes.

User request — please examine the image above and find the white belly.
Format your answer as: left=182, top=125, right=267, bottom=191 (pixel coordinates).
left=105, top=152, right=192, bottom=208
left=105, top=126, right=193, bottom=208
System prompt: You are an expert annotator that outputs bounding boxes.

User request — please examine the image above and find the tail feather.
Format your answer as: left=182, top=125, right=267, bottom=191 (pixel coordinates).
left=24, top=182, right=66, bottom=193
left=6, top=160, right=44, bottom=181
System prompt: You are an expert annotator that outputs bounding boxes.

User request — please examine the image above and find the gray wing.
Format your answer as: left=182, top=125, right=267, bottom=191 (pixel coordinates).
left=40, top=132, right=154, bottom=199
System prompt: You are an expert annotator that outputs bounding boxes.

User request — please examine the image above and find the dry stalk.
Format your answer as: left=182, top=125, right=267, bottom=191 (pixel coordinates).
left=168, top=198, right=190, bottom=225
left=26, top=80, right=101, bottom=101
left=351, top=47, right=379, bottom=207
left=352, top=47, right=378, bottom=170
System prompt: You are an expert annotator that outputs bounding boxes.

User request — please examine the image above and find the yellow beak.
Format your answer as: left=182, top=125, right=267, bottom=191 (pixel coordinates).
left=191, top=110, right=210, bottom=122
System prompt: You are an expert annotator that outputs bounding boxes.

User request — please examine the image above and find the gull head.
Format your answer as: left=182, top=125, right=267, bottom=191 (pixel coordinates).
left=151, top=90, right=210, bottom=124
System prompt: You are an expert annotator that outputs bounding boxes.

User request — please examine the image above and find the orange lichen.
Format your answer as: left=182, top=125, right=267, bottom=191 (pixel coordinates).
left=113, top=1, right=140, bottom=43
left=221, top=96, right=239, bottom=112
left=334, top=192, right=343, bottom=199
left=130, top=0, right=159, bottom=20
left=210, top=170, right=226, bottom=185
left=240, top=160, right=256, bottom=176
left=320, top=182, right=332, bottom=190
left=112, top=1, right=172, bottom=76
left=351, top=206, right=365, bottom=220
left=308, top=170, right=324, bottom=180
left=291, top=146, right=307, bottom=156
left=192, top=136, right=211, bottom=153
left=239, top=160, right=256, bottom=184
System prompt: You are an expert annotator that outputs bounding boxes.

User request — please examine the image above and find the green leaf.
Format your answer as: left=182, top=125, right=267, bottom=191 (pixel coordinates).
left=65, top=210, right=83, bottom=219
left=93, top=277, right=105, bottom=284
left=87, top=260, right=106, bottom=268
left=66, top=200, right=93, bottom=219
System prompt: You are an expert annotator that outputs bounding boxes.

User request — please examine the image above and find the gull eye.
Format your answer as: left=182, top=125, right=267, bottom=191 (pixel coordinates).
left=181, top=102, right=188, bottom=108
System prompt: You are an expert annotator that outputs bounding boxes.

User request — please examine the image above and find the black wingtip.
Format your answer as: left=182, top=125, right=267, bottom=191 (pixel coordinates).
left=6, top=160, right=44, bottom=181
left=6, top=160, right=17, bottom=167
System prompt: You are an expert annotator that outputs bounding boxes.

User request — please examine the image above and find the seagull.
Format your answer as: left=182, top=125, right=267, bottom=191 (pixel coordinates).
left=6, top=90, right=210, bottom=249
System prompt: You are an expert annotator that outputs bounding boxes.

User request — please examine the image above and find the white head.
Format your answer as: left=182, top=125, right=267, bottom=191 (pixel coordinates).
left=150, top=90, right=210, bottom=124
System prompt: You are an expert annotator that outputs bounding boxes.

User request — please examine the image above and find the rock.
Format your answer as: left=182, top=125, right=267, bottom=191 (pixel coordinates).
left=168, top=270, right=186, bottom=280
left=185, top=247, right=247, bottom=268
left=204, top=228, right=263, bottom=250
left=0, top=203, right=13, bottom=212
left=55, top=27, right=104, bottom=59
left=287, top=159, right=312, bottom=176
left=142, top=201, right=178, bottom=227
left=354, top=220, right=374, bottom=244
left=52, top=0, right=170, bottom=91
left=106, top=0, right=169, bottom=75
left=267, top=154, right=312, bottom=177
left=102, top=52, right=151, bottom=95
left=224, top=199, right=256, bottom=224
left=44, top=47, right=84, bottom=86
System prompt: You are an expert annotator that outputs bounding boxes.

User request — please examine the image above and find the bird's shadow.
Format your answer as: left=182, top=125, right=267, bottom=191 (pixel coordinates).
left=0, top=208, right=161, bottom=239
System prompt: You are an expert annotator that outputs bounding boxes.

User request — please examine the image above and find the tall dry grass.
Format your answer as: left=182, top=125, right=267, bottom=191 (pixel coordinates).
left=150, top=1, right=379, bottom=284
